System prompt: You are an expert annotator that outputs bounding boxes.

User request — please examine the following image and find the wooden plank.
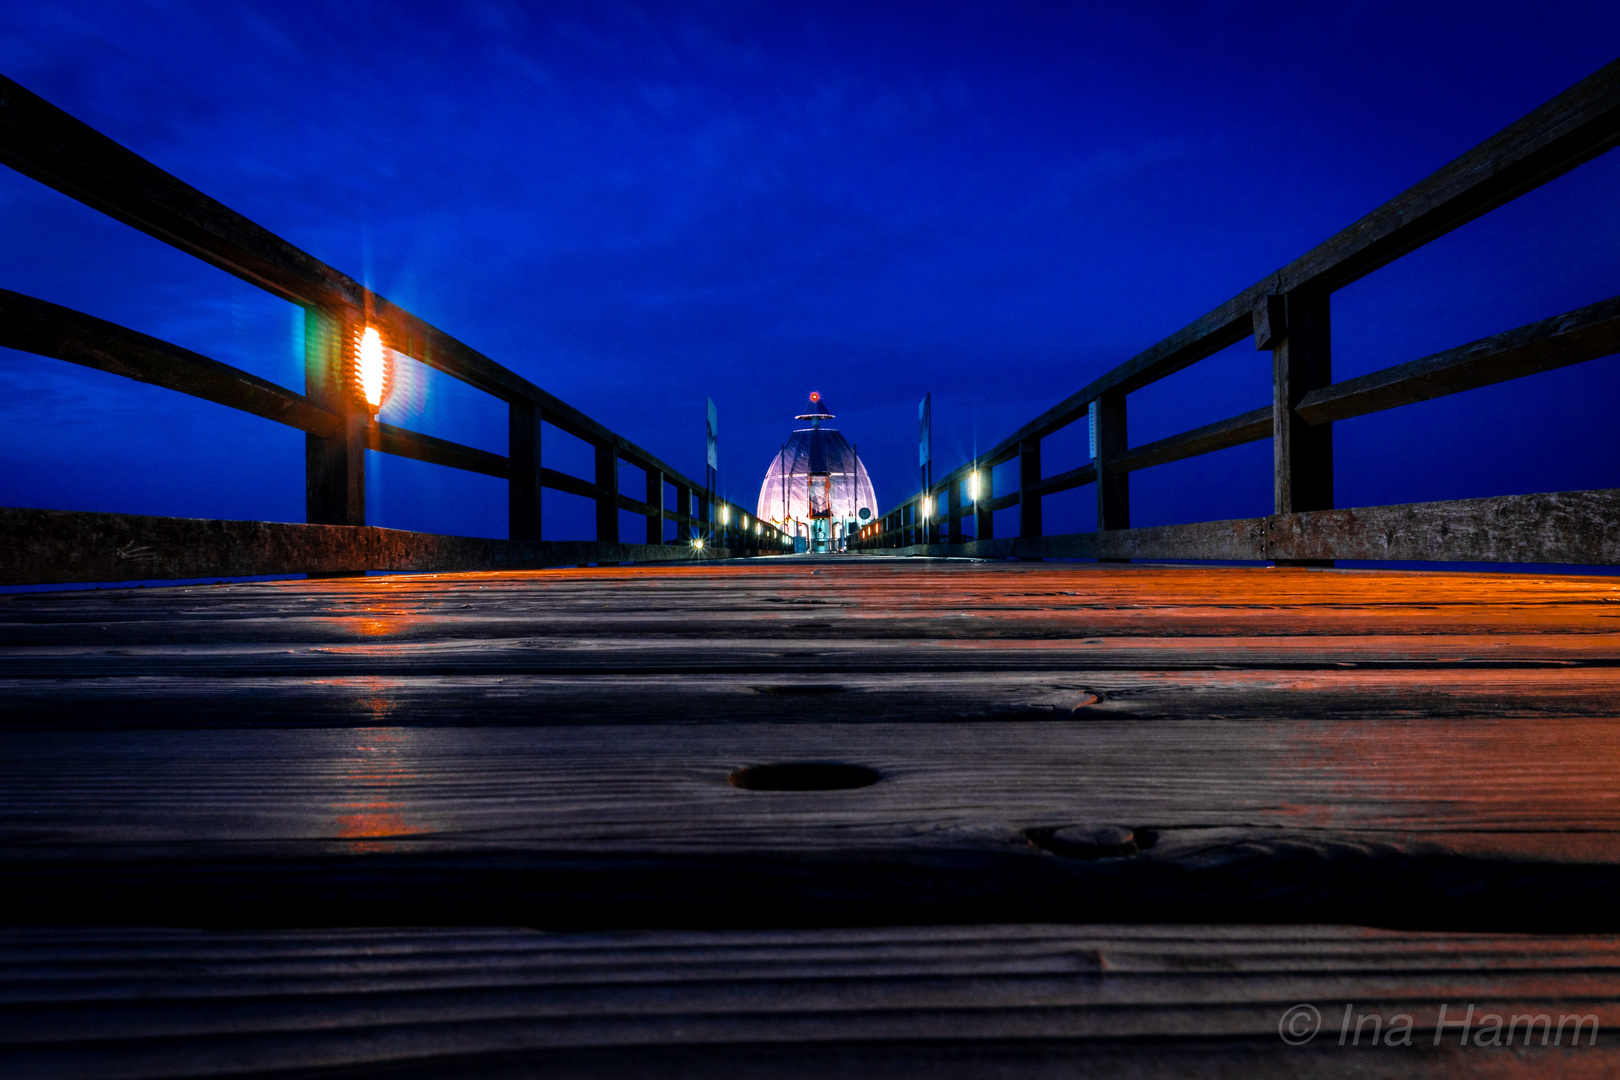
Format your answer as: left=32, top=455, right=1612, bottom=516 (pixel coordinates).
left=0, top=288, right=341, bottom=436
left=1111, top=408, right=1271, bottom=474
left=369, top=422, right=509, bottom=479
left=980, top=491, right=1020, bottom=513
left=1027, top=462, right=1096, bottom=498
left=0, top=507, right=740, bottom=585
left=1297, top=293, right=1620, bottom=425
left=879, top=487, right=1620, bottom=566
left=7, top=667, right=1620, bottom=729
left=8, top=715, right=1620, bottom=928
left=540, top=466, right=601, bottom=502
left=6, top=557, right=1617, bottom=648
left=3, top=924, right=1619, bottom=1078
left=7, top=632, right=1619, bottom=682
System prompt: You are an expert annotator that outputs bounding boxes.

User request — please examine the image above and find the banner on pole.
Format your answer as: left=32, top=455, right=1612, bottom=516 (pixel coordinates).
left=918, top=393, right=930, bottom=469
left=705, top=397, right=719, bottom=471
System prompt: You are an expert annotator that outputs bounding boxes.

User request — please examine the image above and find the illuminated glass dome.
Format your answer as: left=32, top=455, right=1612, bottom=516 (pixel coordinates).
left=757, top=393, right=879, bottom=540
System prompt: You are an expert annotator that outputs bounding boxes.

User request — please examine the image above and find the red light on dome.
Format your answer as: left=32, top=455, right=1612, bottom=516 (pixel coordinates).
left=809, top=391, right=820, bottom=403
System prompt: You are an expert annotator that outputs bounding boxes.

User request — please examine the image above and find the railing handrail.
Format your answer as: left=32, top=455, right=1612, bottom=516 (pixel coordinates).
left=0, top=73, right=785, bottom=556
left=856, top=57, right=1620, bottom=565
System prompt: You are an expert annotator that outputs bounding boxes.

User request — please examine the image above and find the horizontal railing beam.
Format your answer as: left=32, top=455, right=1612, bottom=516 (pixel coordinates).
left=539, top=467, right=600, bottom=502
left=981, top=491, right=1020, bottom=513
left=1297, top=293, right=1620, bottom=425
left=0, top=288, right=342, bottom=437
left=1027, top=463, right=1097, bottom=498
left=369, top=424, right=509, bottom=479
left=1112, top=408, right=1273, bottom=474
left=0, top=76, right=356, bottom=311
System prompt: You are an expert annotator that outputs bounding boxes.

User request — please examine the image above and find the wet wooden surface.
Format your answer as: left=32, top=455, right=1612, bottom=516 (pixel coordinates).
left=6, top=924, right=1620, bottom=1078
left=3, top=555, right=1619, bottom=1075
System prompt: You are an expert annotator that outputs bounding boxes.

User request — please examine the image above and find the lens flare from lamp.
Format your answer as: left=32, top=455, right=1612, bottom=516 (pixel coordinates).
left=357, top=327, right=389, bottom=410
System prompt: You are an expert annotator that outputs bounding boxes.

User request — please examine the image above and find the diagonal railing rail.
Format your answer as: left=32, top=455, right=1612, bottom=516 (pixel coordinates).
left=854, top=57, right=1620, bottom=567
left=0, top=74, right=787, bottom=586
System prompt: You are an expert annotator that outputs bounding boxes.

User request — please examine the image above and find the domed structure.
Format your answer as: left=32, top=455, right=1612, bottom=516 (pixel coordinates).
left=758, top=392, right=879, bottom=552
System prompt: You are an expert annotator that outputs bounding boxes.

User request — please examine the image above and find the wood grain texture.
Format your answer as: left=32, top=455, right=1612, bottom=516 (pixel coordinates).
left=3, top=560, right=1619, bottom=932
left=6, top=558, right=1620, bottom=1073
left=4, top=924, right=1619, bottom=1078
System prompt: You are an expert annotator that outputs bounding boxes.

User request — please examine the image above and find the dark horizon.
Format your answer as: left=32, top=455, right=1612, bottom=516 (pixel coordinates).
left=2, top=2, right=1617, bottom=555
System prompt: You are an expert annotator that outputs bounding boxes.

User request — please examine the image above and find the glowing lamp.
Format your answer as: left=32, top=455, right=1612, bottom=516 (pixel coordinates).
left=354, top=326, right=393, bottom=412
left=721, top=507, right=730, bottom=525
left=969, top=471, right=981, bottom=501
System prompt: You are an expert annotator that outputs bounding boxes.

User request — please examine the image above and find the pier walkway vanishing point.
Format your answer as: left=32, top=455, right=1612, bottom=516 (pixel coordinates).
left=2, top=53, right=1620, bottom=1080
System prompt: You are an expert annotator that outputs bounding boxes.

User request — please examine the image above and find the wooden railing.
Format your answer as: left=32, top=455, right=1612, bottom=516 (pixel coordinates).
left=853, top=58, right=1620, bottom=567
left=0, top=75, right=788, bottom=585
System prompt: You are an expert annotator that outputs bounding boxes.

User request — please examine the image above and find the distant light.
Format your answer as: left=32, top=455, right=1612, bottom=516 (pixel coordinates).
left=809, top=390, right=821, bottom=403
left=692, top=536, right=705, bottom=550
left=969, top=471, right=981, bottom=501
left=356, top=326, right=390, bottom=410
left=754, top=522, right=760, bottom=534
left=721, top=507, right=730, bottom=525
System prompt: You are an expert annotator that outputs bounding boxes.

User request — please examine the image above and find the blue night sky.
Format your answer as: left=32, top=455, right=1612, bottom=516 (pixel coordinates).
left=1, top=2, right=1617, bottom=545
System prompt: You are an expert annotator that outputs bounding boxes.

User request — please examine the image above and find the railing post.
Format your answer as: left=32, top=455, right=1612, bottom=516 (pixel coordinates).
left=304, top=307, right=365, bottom=527
left=1094, top=389, right=1130, bottom=549
left=674, top=483, right=691, bottom=544
left=508, top=399, right=542, bottom=541
left=948, top=479, right=963, bottom=544
left=645, top=468, right=663, bottom=544
left=1267, top=290, right=1333, bottom=564
left=594, top=442, right=618, bottom=543
left=976, top=468, right=993, bottom=541
left=1018, top=438, right=1042, bottom=539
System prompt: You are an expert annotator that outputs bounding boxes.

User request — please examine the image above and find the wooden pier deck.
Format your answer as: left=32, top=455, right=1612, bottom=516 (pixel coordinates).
left=5, top=556, right=1620, bottom=1076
